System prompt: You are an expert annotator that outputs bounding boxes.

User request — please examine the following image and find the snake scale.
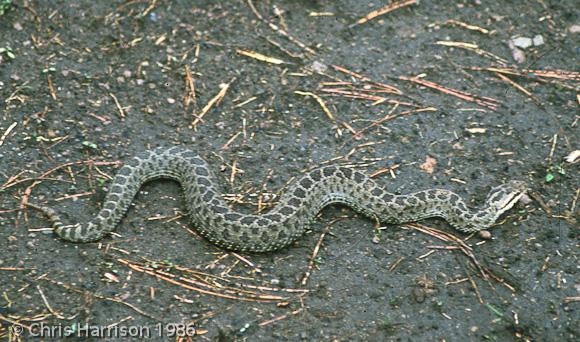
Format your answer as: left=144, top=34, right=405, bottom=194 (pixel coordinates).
left=34, top=146, right=527, bottom=252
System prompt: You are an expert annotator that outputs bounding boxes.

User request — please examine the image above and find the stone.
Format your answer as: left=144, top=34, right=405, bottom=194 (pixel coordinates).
left=533, top=35, right=544, bottom=46
left=511, top=37, right=533, bottom=49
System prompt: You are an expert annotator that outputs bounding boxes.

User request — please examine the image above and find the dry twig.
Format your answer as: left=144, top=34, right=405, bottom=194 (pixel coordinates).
left=0, top=122, right=17, bottom=147
left=494, top=72, right=541, bottom=105
left=192, top=78, right=235, bottom=128
left=294, top=91, right=335, bottom=122
left=443, top=20, right=490, bottom=34
left=399, top=76, right=500, bottom=110
left=436, top=41, right=507, bottom=64
left=351, top=0, right=417, bottom=27
left=236, top=49, right=285, bottom=65
left=109, top=93, right=126, bottom=119
left=184, top=65, right=197, bottom=110
left=247, top=0, right=315, bottom=54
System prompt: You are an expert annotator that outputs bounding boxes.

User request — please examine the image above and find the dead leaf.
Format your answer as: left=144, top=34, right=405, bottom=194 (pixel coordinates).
left=420, top=155, right=437, bottom=174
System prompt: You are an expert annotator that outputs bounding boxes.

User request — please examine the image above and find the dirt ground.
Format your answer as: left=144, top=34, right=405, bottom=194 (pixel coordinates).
left=1, top=1, right=578, bottom=341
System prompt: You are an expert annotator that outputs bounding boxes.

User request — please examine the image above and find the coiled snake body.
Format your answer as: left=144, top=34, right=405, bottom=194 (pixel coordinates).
left=34, top=147, right=527, bottom=252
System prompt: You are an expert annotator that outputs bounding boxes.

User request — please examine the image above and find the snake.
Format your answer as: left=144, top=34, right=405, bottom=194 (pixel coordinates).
left=31, top=146, right=527, bottom=252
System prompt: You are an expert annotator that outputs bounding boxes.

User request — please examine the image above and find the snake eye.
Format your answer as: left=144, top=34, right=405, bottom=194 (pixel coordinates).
left=486, top=181, right=526, bottom=213
left=486, top=187, right=504, bottom=203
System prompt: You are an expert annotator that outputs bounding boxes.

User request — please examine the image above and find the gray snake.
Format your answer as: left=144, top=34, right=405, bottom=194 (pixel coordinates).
left=33, top=147, right=527, bottom=252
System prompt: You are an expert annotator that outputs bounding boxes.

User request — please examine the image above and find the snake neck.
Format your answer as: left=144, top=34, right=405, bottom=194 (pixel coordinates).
left=380, top=190, right=498, bottom=232
left=272, top=170, right=500, bottom=234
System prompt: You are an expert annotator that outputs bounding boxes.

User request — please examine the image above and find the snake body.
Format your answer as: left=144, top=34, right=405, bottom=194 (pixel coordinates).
left=36, top=147, right=527, bottom=252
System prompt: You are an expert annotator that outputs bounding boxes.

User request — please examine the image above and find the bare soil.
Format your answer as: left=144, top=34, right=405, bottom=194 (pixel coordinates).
left=1, top=1, right=578, bottom=341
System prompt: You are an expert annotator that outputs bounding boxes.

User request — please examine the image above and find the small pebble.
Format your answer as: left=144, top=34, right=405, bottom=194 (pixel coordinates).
left=569, top=25, right=580, bottom=33
left=519, top=193, right=533, bottom=205
left=413, top=288, right=426, bottom=303
left=478, top=230, right=492, bottom=239
left=512, top=37, right=533, bottom=49
left=510, top=45, right=526, bottom=64
left=532, top=35, right=544, bottom=46
left=167, top=98, right=175, bottom=104
left=310, top=61, right=328, bottom=73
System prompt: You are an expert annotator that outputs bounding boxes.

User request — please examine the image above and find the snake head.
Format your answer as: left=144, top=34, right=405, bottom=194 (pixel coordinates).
left=486, top=180, right=528, bottom=215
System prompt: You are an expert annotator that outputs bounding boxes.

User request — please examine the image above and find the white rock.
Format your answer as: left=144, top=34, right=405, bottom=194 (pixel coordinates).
left=533, top=35, right=544, bottom=46
left=565, top=150, right=580, bottom=163
left=512, top=37, right=533, bottom=49
left=508, top=40, right=525, bottom=63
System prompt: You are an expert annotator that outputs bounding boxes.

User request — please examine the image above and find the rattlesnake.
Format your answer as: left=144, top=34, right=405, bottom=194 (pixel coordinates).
left=32, top=146, right=527, bottom=252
